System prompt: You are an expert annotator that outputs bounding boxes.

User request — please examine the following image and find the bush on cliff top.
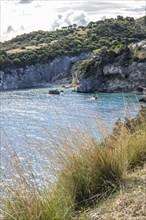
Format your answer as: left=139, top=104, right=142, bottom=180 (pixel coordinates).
left=0, top=16, right=146, bottom=70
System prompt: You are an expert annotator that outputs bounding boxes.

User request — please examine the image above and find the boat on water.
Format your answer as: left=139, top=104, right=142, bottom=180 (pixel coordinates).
left=90, top=95, right=98, bottom=100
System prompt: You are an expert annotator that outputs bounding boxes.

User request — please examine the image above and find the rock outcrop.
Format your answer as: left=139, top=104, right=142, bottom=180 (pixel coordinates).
left=77, top=62, right=146, bottom=93
left=49, top=89, right=60, bottom=95
left=0, top=51, right=146, bottom=93
left=0, top=53, right=88, bottom=90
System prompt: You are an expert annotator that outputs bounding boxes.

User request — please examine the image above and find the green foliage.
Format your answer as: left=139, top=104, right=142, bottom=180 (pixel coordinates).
left=13, top=58, right=22, bottom=67
left=77, top=57, right=98, bottom=78
left=137, top=15, right=146, bottom=26
left=20, top=46, right=25, bottom=50
left=0, top=56, right=5, bottom=68
left=0, top=54, right=13, bottom=69
left=91, top=34, right=97, bottom=41
left=0, top=16, right=146, bottom=70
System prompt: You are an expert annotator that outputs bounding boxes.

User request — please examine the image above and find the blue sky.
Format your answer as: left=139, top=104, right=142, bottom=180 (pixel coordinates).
left=1, top=0, right=145, bottom=42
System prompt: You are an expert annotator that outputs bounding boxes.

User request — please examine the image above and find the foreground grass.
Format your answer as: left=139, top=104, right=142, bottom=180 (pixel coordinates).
left=80, top=167, right=146, bottom=220
left=2, top=107, right=146, bottom=220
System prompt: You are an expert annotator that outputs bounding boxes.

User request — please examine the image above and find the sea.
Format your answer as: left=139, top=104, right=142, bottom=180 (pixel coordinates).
left=0, top=85, right=143, bottom=186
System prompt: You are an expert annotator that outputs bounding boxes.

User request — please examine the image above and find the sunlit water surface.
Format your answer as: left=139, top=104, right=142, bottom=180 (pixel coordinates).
left=0, top=86, right=142, bottom=185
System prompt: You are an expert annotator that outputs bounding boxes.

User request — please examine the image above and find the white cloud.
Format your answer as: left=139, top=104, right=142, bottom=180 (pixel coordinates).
left=6, top=25, right=15, bottom=34
left=1, top=0, right=56, bottom=41
left=19, top=0, right=33, bottom=3
left=51, top=10, right=89, bottom=30
left=1, top=0, right=145, bottom=42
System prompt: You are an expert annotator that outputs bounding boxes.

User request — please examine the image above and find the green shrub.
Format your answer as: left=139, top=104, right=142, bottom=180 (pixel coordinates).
left=13, top=58, right=22, bottom=67
left=0, top=16, right=146, bottom=71
left=20, top=46, right=26, bottom=50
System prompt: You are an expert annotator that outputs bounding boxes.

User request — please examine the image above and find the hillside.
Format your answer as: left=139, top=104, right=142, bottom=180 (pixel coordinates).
left=0, top=16, right=146, bottom=70
left=137, top=15, right=146, bottom=26
left=0, top=16, right=146, bottom=91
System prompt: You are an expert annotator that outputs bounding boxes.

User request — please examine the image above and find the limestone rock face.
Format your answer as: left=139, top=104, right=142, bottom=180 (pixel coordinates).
left=0, top=52, right=146, bottom=93
left=77, top=62, right=146, bottom=93
left=103, top=64, right=123, bottom=75
left=0, top=53, right=88, bottom=90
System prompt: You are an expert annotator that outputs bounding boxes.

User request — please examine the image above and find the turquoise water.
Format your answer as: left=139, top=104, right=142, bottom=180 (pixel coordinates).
left=0, top=86, right=142, bottom=184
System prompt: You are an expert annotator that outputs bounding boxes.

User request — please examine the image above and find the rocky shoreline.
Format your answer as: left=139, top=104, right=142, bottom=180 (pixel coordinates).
left=0, top=53, right=88, bottom=91
left=0, top=54, right=146, bottom=93
left=76, top=62, right=146, bottom=93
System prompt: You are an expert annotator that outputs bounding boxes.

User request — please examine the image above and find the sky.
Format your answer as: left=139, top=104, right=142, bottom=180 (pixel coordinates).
left=0, top=0, right=145, bottom=42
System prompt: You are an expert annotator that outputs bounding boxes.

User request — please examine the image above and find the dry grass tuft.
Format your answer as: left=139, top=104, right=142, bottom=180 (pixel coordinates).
left=1, top=107, right=146, bottom=220
left=85, top=167, right=146, bottom=220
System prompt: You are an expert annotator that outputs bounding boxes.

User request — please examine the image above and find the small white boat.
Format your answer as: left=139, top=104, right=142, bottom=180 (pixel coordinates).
left=90, top=96, right=98, bottom=100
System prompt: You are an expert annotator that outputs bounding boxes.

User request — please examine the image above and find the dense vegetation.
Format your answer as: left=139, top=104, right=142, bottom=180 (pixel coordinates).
left=2, top=106, right=146, bottom=219
left=0, top=16, right=146, bottom=71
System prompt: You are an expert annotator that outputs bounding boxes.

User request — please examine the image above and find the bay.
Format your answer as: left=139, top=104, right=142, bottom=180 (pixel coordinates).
left=0, top=86, right=142, bottom=185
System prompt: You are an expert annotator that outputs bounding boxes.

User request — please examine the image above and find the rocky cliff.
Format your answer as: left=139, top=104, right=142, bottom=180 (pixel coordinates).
left=0, top=50, right=146, bottom=92
left=0, top=53, right=88, bottom=90
left=76, top=61, right=146, bottom=93
left=1, top=16, right=146, bottom=92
